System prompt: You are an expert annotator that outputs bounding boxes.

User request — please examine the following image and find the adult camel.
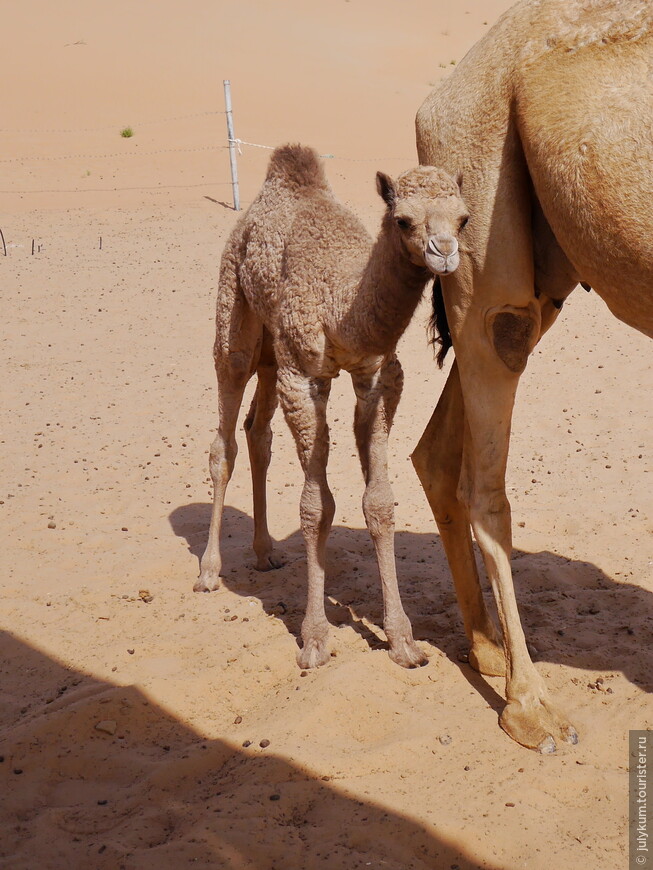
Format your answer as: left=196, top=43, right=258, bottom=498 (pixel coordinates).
left=412, top=0, right=653, bottom=752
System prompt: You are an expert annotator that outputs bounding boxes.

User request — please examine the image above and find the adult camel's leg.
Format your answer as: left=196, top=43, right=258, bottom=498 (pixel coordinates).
left=352, top=358, right=427, bottom=668
left=455, top=302, right=578, bottom=752
left=411, top=360, right=505, bottom=676
left=243, top=330, right=283, bottom=571
left=277, top=367, right=335, bottom=668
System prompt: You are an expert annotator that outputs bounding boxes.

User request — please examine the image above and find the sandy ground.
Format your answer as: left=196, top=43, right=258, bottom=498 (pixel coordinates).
left=1, top=2, right=652, bottom=868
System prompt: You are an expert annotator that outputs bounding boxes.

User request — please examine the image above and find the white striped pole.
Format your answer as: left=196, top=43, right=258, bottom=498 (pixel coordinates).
left=223, top=80, right=241, bottom=211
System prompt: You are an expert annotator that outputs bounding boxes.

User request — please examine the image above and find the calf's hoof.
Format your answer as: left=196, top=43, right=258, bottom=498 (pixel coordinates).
left=297, top=623, right=331, bottom=669
left=385, top=617, right=428, bottom=669
left=388, top=638, right=429, bottom=669
left=194, top=568, right=221, bottom=592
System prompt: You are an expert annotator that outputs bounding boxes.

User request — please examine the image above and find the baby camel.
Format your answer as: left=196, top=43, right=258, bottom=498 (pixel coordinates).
left=197, top=144, right=467, bottom=670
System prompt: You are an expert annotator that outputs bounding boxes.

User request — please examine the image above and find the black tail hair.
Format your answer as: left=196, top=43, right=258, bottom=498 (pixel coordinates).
left=428, top=276, right=452, bottom=368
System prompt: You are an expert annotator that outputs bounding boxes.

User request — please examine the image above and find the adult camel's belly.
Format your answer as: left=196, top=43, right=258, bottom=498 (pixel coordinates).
left=515, top=37, right=653, bottom=338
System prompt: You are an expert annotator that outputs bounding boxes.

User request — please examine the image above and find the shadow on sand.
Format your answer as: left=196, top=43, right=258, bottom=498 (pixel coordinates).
left=169, top=502, right=653, bottom=699
left=0, top=630, right=497, bottom=869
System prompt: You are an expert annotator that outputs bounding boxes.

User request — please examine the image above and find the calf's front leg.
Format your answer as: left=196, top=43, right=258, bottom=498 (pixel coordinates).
left=352, top=358, right=427, bottom=668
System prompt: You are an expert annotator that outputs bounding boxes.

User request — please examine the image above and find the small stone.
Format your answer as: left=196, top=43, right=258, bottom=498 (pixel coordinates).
left=121, top=527, right=128, bottom=532
left=439, top=734, right=452, bottom=746
left=95, top=720, right=117, bottom=736
left=456, top=651, right=469, bottom=663
left=127, top=649, right=135, bottom=655
left=259, top=739, right=270, bottom=748
left=13, top=768, right=23, bottom=775
left=269, top=794, right=281, bottom=801
left=505, top=802, right=515, bottom=807
left=242, top=740, right=252, bottom=748
left=234, top=715, right=242, bottom=725
left=47, top=521, right=56, bottom=529
left=138, top=589, right=153, bottom=603
left=97, top=799, right=108, bottom=806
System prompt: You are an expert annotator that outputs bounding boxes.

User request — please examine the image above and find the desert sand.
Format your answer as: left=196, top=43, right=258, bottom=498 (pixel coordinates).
left=1, top=1, right=651, bottom=868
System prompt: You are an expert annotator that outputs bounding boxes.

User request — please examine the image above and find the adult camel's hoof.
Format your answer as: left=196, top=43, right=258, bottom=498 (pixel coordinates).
left=468, top=638, right=506, bottom=677
left=194, top=569, right=221, bottom=592
left=255, top=551, right=284, bottom=571
left=500, top=698, right=579, bottom=753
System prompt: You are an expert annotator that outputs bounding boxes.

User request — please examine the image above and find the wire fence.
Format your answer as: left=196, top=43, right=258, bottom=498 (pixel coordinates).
left=0, top=88, right=414, bottom=210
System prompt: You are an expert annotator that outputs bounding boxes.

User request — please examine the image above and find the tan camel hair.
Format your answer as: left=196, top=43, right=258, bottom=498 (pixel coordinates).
left=197, top=144, right=468, bottom=670
left=413, top=0, right=653, bottom=753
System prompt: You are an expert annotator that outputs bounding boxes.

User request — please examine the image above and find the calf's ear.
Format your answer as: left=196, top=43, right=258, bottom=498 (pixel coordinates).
left=376, top=171, right=396, bottom=208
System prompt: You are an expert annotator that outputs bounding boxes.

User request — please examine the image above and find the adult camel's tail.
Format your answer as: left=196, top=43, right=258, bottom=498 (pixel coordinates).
left=429, top=276, right=452, bottom=368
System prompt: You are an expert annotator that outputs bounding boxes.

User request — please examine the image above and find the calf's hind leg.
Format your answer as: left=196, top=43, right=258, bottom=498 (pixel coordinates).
left=244, top=331, right=283, bottom=571
left=196, top=289, right=262, bottom=592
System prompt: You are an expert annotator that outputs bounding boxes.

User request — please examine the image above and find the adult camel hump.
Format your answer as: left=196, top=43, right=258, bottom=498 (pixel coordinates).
left=413, top=0, right=653, bottom=752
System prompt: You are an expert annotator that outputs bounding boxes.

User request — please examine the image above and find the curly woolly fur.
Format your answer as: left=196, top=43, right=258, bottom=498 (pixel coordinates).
left=264, top=143, right=329, bottom=191
left=198, top=143, right=466, bottom=671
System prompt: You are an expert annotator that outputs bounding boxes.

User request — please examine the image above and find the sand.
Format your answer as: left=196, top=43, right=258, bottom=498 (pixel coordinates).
left=1, top=2, right=651, bottom=868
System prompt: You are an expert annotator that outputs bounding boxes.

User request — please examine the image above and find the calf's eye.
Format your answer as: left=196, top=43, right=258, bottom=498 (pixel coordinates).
left=396, top=217, right=412, bottom=230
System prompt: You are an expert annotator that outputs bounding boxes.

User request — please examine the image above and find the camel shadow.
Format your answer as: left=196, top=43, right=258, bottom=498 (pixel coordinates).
left=169, top=503, right=653, bottom=697
left=0, top=630, right=498, bottom=869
